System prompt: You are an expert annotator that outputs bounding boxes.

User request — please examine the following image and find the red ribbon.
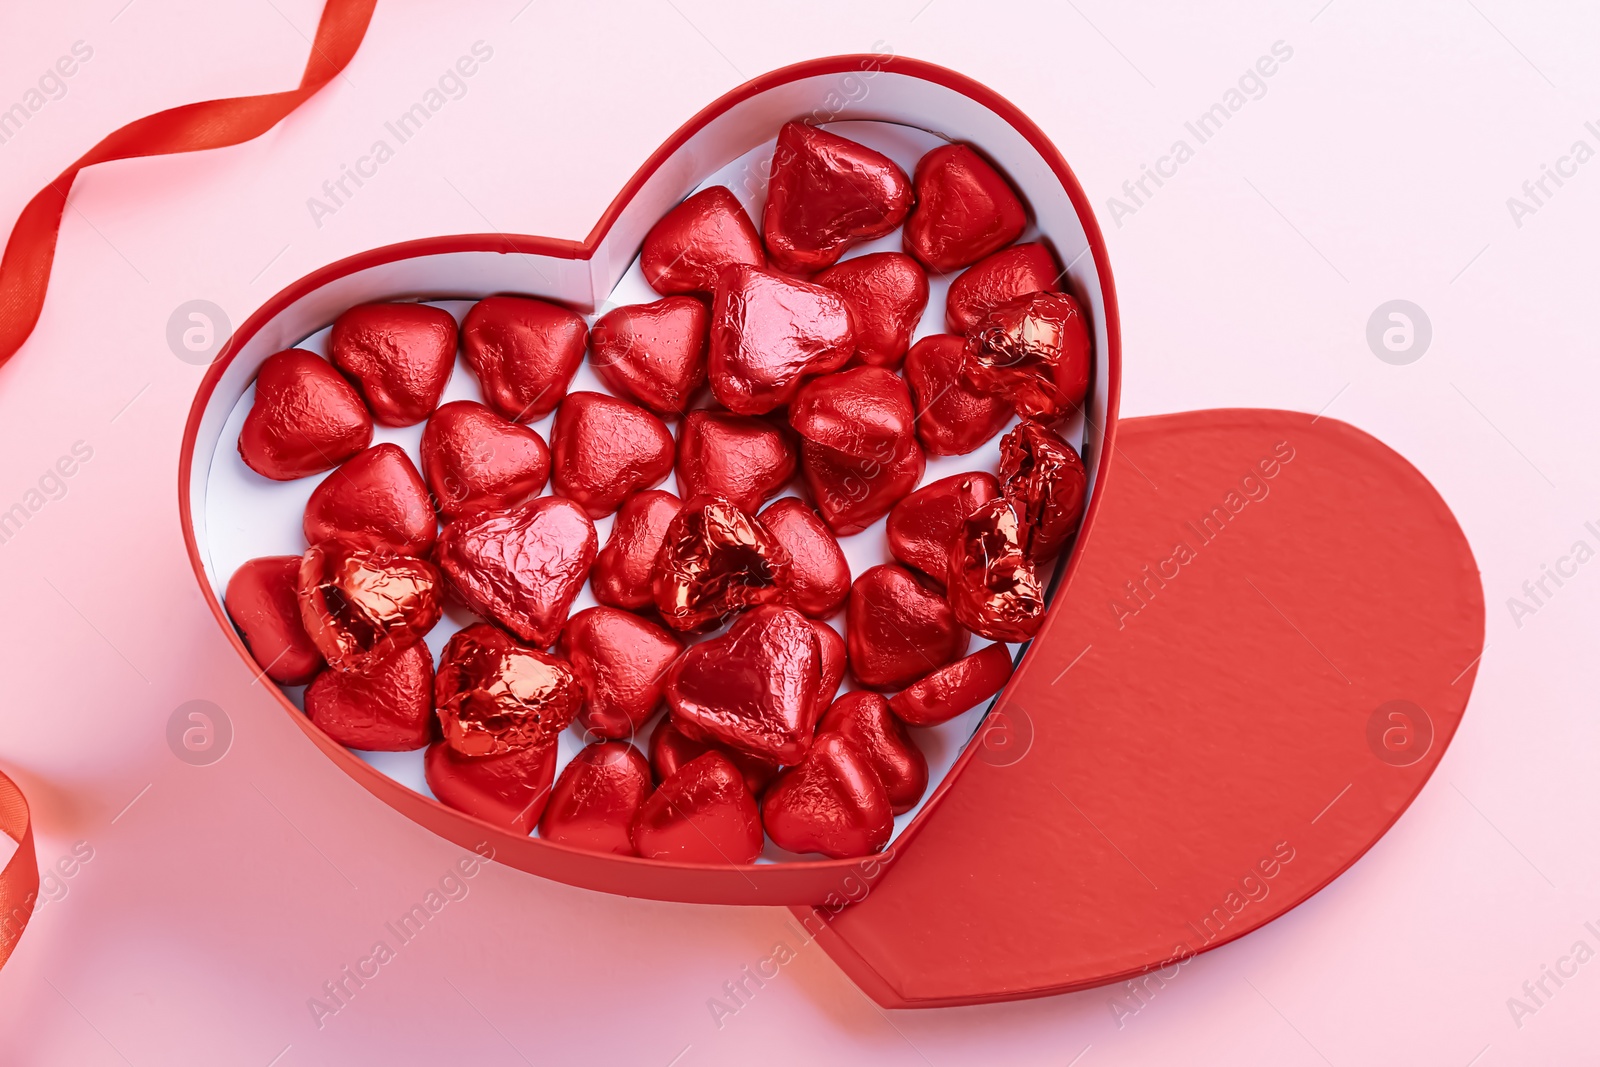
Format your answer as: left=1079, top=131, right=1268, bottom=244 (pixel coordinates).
left=0, top=0, right=378, bottom=369
left=0, top=0, right=376, bottom=967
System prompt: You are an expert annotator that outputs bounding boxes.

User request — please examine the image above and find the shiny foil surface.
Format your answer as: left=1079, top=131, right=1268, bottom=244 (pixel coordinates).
left=817, top=691, right=928, bottom=814
left=423, top=740, right=558, bottom=834
left=675, top=410, right=797, bottom=515
left=640, top=185, right=766, bottom=296
left=945, top=242, right=1063, bottom=335
left=631, top=751, right=764, bottom=864
left=846, top=563, right=969, bottom=690
left=762, top=121, right=913, bottom=273
left=708, top=264, right=855, bottom=415
left=419, top=400, right=550, bottom=520
left=758, top=497, right=850, bottom=618
left=902, top=143, right=1028, bottom=273
left=651, top=496, right=793, bottom=633
left=302, top=443, right=437, bottom=557
left=886, top=471, right=1001, bottom=588
left=296, top=541, right=442, bottom=671
left=559, top=607, right=683, bottom=741
left=648, top=718, right=779, bottom=797
left=538, top=742, right=654, bottom=856
left=962, top=291, right=1092, bottom=422
left=462, top=295, right=588, bottom=422
left=238, top=349, right=373, bottom=481
left=304, top=641, right=435, bottom=751
left=801, top=433, right=925, bottom=537
left=813, top=251, right=928, bottom=369
left=789, top=366, right=915, bottom=461
left=998, top=420, right=1088, bottom=563
left=329, top=301, right=458, bottom=427
left=549, top=391, right=675, bottom=519
left=947, top=498, right=1047, bottom=642
left=744, top=604, right=847, bottom=722
left=223, top=555, right=325, bottom=685
left=435, top=497, right=597, bottom=648
left=590, top=489, right=681, bottom=611
left=903, top=334, right=1014, bottom=456
left=666, top=606, right=822, bottom=765
left=761, top=733, right=893, bottom=859
left=434, top=623, right=582, bottom=757
left=889, top=642, right=1015, bottom=728
left=589, top=296, right=709, bottom=416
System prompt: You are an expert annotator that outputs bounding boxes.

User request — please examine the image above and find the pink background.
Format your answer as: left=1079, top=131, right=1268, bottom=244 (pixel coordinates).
left=1, top=1, right=1597, bottom=1063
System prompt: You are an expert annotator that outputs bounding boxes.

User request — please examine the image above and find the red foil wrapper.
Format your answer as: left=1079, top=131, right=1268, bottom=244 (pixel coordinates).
left=886, top=471, right=1001, bottom=588
left=304, top=641, right=435, bottom=751
left=539, top=742, right=654, bottom=856
left=762, top=733, right=892, bottom=859
left=947, top=498, right=1047, bottom=642
left=902, top=143, right=1028, bottom=273
left=666, top=606, right=822, bottom=765
left=559, top=607, right=683, bottom=741
left=590, top=489, right=681, bottom=612
left=631, top=751, right=764, bottom=864
left=708, top=264, right=855, bottom=415
left=675, top=410, right=797, bottom=515
left=818, top=691, right=928, bottom=814
left=846, top=563, right=969, bottom=690
left=813, top=251, right=928, bottom=369
left=801, top=433, right=925, bottom=537
left=640, top=185, right=766, bottom=296
left=329, top=301, right=458, bottom=427
left=648, top=717, right=779, bottom=797
left=945, top=242, right=1062, bottom=335
left=462, top=295, right=588, bottom=422
left=224, top=555, right=325, bottom=685
left=903, top=333, right=1014, bottom=457
left=420, top=400, right=550, bottom=521
left=296, top=541, right=442, bottom=671
left=758, top=497, right=850, bottom=618
left=302, top=443, right=437, bottom=557
left=789, top=366, right=915, bottom=461
left=434, top=623, right=582, bottom=757
left=743, top=605, right=846, bottom=723
left=889, top=642, right=1015, bottom=728
left=651, top=496, right=792, bottom=633
left=998, top=420, right=1088, bottom=562
left=762, top=121, right=913, bottom=273
left=588, top=296, right=709, bottom=416
left=436, top=497, right=597, bottom=648
left=424, top=740, right=557, bottom=835
left=238, top=349, right=372, bottom=481
left=962, top=291, right=1092, bottom=422
left=549, top=391, right=675, bottom=519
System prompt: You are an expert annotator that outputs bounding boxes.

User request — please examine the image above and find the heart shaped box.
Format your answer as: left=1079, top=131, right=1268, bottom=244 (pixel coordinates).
left=180, top=56, right=1485, bottom=1007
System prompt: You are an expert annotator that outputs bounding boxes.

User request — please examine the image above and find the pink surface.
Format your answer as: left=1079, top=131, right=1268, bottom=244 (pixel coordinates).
left=0, top=3, right=1596, bottom=1064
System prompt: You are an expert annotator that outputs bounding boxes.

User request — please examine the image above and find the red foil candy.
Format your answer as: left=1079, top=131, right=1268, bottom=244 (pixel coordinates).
left=302, top=443, right=436, bottom=557
left=813, top=251, right=928, bottom=369
left=744, top=605, right=847, bottom=722
left=665, top=606, right=821, bottom=765
left=801, top=433, right=925, bottom=537
left=902, top=143, right=1028, bottom=273
left=591, top=489, right=681, bottom=611
left=885, top=471, right=1001, bottom=587
left=462, top=295, right=588, bottom=422
left=890, top=642, right=1015, bottom=728
left=297, top=541, right=442, bottom=671
left=708, top=264, right=855, bottom=415
left=903, top=334, right=1013, bottom=456
left=238, top=349, right=373, bottom=481
left=224, top=556, right=324, bottom=685
left=588, top=296, right=709, bottom=416
left=549, top=392, right=675, bottom=518
left=818, top=691, right=928, bottom=814
left=846, top=564, right=969, bottom=690
left=962, top=291, right=1092, bottom=421
left=947, top=498, right=1047, bottom=642
left=640, top=186, right=765, bottom=296
left=632, top=751, right=764, bottom=864
left=434, top=623, right=582, bottom=757
left=945, top=242, right=1062, bottom=335
left=419, top=400, right=550, bottom=521
left=675, top=410, right=796, bottom=515
left=329, top=302, right=458, bottom=426
left=539, top=742, right=654, bottom=856
left=424, top=740, right=557, bottom=834
left=789, top=366, right=915, bottom=461
left=998, top=420, right=1088, bottom=562
left=651, top=496, right=792, bottom=633
left=762, top=733, right=892, bottom=858
left=648, top=718, right=779, bottom=796
left=762, top=122, right=913, bottom=273
left=758, top=498, right=850, bottom=618
left=304, top=642, right=435, bottom=751
left=559, top=607, right=683, bottom=742
left=436, top=497, right=597, bottom=648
